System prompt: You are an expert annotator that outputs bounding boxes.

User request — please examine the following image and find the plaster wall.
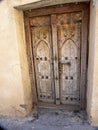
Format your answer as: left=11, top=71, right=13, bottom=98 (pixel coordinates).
left=0, top=0, right=34, bottom=116
left=86, top=0, right=98, bottom=126
left=87, top=0, right=95, bottom=124
left=90, top=8, right=98, bottom=126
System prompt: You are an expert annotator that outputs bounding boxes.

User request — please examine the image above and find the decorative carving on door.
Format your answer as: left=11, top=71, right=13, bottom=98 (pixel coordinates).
left=57, top=13, right=81, bottom=105
left=32, top=20, right=54, bottom=102
left=27, top=3, right=89, bottom=109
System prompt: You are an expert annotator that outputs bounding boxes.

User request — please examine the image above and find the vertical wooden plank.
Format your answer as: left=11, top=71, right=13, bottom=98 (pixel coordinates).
left=24, top=12, right=38, bottom=106
left=80, top=6, right=89, bottom=109
left=51, top=15, right=60, bottom=105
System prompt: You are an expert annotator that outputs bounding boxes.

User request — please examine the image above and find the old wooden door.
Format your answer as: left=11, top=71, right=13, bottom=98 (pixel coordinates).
left=25, top=3, right=89, bottom=109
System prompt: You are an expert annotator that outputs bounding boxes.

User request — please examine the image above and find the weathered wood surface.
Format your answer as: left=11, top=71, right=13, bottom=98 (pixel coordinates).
left=31, top=16, right=54, bottom=103
left=24, top=2, right=89, bottom=109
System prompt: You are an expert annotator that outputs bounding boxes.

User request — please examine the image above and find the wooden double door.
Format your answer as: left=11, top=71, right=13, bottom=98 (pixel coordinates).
left=25, top=3, right=89, bottom=109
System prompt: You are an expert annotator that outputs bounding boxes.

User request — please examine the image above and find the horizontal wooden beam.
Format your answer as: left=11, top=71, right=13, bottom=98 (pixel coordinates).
left=14, top=0, right=90, bottom=10
left=24, top=2, right=90, bottom=17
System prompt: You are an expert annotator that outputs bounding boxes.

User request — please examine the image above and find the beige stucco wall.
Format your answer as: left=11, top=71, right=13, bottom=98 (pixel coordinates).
left=91, top=13, right=98, bottom=123
left=91, top=8, right=98, bottom=125
left=1, top=0, right=98, bottom=126
left=87, top=0, right=98, bottom=126
left=0, top=0, right=35, bottom=116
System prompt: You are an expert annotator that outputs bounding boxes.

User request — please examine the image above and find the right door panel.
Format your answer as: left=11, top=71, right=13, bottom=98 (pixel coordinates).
left=57, top=12, right=82, bottom=105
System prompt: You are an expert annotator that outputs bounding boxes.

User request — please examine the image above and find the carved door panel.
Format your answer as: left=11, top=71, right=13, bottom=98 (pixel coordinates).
left=31, top=16, right=54, bottom=103
left=57, top=13, right=82, bottom=105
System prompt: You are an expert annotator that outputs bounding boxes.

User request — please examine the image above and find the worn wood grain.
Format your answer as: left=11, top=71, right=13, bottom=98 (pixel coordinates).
left=25, top=3, right=89, bottom=17
left=31, top=16, right=55, bottom=103
left=57, top=12, right=82, bottom=105
left=24, top=12, right=38, bottom=106
left=24, top=2, right=89, bottom=110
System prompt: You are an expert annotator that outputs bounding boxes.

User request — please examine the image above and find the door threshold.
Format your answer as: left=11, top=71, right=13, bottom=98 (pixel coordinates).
left=37, top=102, right=81, bottom=110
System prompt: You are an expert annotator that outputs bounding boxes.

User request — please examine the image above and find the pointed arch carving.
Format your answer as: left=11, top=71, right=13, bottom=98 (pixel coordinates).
left=60, top=38, right=80, bottom=49
left=36, top=40, right=49, bottom=58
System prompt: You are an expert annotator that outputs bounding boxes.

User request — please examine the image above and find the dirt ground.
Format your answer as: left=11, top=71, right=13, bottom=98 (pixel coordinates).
left=0, top=108, right=97, bottom=130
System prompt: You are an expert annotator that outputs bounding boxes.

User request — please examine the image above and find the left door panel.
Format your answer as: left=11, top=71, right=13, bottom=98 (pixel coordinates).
left=30, top=16, right=55, bottom=103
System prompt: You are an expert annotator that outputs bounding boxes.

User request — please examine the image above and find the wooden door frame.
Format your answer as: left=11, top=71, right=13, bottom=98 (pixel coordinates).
left=24, top=2, right=89, bottom=110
